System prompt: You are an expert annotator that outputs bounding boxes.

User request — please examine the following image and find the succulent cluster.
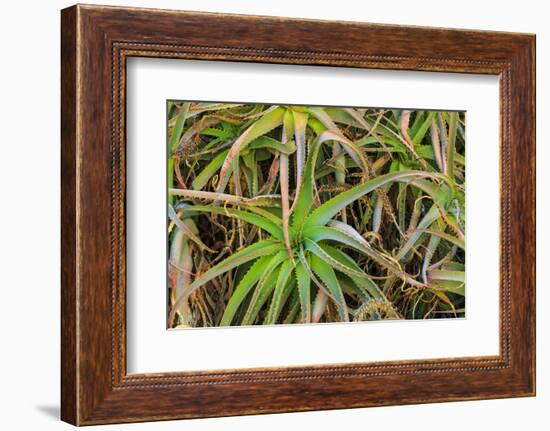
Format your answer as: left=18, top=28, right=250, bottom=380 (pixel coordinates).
left=167, top=102, right=465, bottom=328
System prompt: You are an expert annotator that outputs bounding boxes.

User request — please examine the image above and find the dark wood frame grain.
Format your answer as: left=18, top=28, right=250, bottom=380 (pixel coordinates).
left=61, top=4, right=536, bottom=426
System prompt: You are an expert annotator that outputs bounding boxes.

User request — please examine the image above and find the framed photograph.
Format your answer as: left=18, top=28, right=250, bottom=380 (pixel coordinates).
left=61, top=4, right=536, bottom=425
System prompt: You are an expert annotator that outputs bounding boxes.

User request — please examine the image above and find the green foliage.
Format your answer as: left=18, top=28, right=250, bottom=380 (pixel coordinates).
left=167, top=103, right=466, bottom=327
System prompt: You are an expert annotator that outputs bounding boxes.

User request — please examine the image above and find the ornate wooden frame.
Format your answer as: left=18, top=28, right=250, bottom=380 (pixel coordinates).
left=61, top=4, right=536, bottom=425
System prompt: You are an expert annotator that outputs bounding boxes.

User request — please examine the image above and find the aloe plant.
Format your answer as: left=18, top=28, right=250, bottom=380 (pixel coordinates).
left=167, top=102, right=466, bottom=327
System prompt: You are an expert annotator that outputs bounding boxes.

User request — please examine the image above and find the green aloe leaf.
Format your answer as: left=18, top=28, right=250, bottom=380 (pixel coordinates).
left=283, top=292, right=301, bottom=324
left=180, top=205, right=283, bottom=240
left=169, top=218, right=195, bottom=325
left=217, top=106, right=285, bottom=192
left=188, top=240, right=282, bottom=291
left=167, top=103, right=190, bottom=204
left=266, top=259, right=295, bottom=324
left=412, top=111, right=436, bottom=145
left=306, top=109, right=370, bottom=172
left=324, top=107, right=361, bottom=128
left=429, top=269, right=465, bottom=283
left=292, top=130, right=369, bottom=230
left=414, top=228, right=465, bottom=250
left=168, top=205, right=214, bottom=252
left=428, top=269, right=465, bottom=296
left=185, top=103, right=244, bottom=118
left=192, top=149, right=229, bottom=190
left=446, top=112, right=459, bottom=178
left=396, top=205, right=443, bottom=260
left=248, top=136, right=296, bottom=154
left=310, top=253, right=348, bottom=322
left=291, top=110, right=309, bottom=213
left=442, top=262, right=465, bottom=271
left=431, top=282, right=465, bottom=296
left=242, top=251, right=288, bottom=325
left=168, top=102, right=190, bottom=152
left=220, top=255, right=273, bottom=326
left=169, top=240, right=284, bottom=326
left=317, top=243, right=383, bottom=301
left=295, top=260, right=311, bottom=323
